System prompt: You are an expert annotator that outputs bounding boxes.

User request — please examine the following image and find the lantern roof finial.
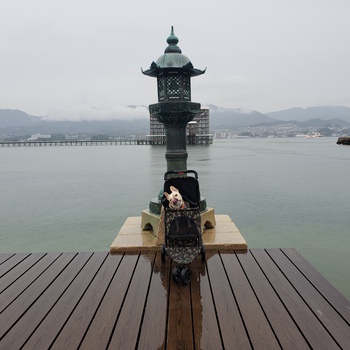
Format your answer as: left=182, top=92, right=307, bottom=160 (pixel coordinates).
left=165, top=26, right=181, bottom=54
left=142, top=27, right=206, bottom=77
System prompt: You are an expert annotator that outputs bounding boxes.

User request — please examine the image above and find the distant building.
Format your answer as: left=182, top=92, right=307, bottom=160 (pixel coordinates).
left=27, top=133, right=51, bottom=141
left=65, top=135, right=79, bottom=141
left=146, top=106, right=213, bottom=144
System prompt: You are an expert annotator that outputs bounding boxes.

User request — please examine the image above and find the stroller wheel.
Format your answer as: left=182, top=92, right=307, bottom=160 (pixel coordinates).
left=161, top=245, right=166, bottom=262
left=172, top=266, right=182, bottom=284
left=180, top=268, right=191, bottom=285
left=201, top=246, right=206, bottom=262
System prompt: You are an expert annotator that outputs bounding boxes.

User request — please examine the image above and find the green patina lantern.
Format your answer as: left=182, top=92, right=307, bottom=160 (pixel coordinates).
left=142, top=26, right=206, bottom=171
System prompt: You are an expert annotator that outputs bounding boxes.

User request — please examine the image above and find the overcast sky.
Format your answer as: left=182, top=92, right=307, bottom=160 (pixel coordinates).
left=1, top=0, right=349, bottom=120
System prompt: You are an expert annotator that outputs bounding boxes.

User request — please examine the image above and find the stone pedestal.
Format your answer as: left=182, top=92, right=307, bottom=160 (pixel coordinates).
left=110, top=214, right=247, bottom=253
left=141, top=207, right=216, bottom=238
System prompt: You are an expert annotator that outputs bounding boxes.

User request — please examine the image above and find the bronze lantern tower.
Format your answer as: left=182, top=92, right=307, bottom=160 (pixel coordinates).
left=140, top=27, right=215, bottom=234
left=142, top=26, right=206, bottom=171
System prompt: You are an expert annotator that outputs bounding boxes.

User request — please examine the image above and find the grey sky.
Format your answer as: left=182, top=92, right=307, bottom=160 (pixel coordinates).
left=1, top=0, right=349, bottom=120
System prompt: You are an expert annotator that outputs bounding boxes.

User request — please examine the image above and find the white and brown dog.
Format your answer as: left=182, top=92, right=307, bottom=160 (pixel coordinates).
left=164, top=186, right=187, bottom=210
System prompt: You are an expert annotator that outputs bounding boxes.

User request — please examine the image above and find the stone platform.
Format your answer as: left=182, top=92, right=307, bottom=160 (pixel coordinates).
left=141, top=207, right=217, bottom=244
left=110, top=214, right=247, bottom=253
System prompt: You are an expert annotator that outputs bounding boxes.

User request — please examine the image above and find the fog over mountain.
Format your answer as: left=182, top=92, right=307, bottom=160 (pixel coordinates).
left=207, top=105, right=276, bottom=127
left=266, top=106, right=350, bottom=123
left=1, top=105, right=350, bottom=135
left=0, top=109, right=42, bottom=127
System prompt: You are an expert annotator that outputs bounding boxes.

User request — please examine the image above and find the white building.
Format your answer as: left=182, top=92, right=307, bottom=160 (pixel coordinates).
left=27, top=133, right=51, bottom=141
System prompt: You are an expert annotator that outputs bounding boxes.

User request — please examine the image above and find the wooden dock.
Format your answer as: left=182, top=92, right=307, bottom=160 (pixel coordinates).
left=1, top=249, right=349, bottom=349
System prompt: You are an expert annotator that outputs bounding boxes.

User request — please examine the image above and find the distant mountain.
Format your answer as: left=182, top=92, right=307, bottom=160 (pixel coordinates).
left=0, top=109, right=42, bottom=127
left=208, top=104, right=276, bottom=127
left=1, top=105, right=350, bottom=135
left=0, top=108, right=149, bottom=136
left=0, top=119, right=149, bottom=136
left=266, top=106, right=350, bottom=123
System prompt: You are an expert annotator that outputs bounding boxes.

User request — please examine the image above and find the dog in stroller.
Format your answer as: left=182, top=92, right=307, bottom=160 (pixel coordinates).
left=161, top=170, right=206, bottom=284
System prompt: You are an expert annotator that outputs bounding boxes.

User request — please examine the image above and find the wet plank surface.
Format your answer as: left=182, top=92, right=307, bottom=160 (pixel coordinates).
left=1, top=249, right=349, bottom=349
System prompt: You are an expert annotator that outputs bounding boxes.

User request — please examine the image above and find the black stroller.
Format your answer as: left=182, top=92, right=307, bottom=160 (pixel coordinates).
left=161, top=170, right=205, bottom=284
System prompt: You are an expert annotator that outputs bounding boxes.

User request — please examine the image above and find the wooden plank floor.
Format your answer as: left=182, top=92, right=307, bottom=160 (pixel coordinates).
left=1, top=249, right=349, bottom=349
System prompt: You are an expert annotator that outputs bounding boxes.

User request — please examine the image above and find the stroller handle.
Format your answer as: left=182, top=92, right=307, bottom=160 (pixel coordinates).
left=164, top=170, right=198, bottom=181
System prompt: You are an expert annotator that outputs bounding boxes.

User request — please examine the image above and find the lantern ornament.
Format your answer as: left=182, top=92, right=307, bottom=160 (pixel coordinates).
left=142, top=26, right=206, bottom=171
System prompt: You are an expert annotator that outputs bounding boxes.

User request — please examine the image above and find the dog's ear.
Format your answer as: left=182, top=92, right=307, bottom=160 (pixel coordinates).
left=170, top=186, right=178, bottom=193
left=164, top=192, right=170, bottom=200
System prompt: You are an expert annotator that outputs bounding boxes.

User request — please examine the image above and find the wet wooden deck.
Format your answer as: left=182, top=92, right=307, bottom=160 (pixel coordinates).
left=1, top=249, right=349, bottom=349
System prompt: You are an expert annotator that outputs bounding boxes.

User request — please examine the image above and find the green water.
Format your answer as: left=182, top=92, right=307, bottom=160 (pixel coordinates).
left=1, top=138, right=349, bottom=298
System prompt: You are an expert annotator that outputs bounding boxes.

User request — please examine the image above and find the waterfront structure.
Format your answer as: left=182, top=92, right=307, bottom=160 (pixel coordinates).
left=0, top=139, right=152, bottom=147
left=147, top=106, right=213, bottom=145
left=337, top=136, right=350, bottom=145
left=141, top=26, right=215, bottom=233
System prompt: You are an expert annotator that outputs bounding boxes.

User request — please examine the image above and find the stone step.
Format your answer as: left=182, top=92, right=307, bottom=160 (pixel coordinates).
left=110, top=214, right=247, bottom=253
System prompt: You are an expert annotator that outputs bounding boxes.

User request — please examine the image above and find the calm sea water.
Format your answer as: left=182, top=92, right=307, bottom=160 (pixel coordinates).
left=1, top=138, right=349, bottom=298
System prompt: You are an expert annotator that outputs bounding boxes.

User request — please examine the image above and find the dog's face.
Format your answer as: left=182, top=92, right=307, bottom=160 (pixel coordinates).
left=164, top=186, right=184, bottom=210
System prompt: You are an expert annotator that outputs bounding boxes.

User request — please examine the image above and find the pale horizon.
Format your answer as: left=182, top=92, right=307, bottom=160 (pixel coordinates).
left=1, top=1, right=349, bottom=120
